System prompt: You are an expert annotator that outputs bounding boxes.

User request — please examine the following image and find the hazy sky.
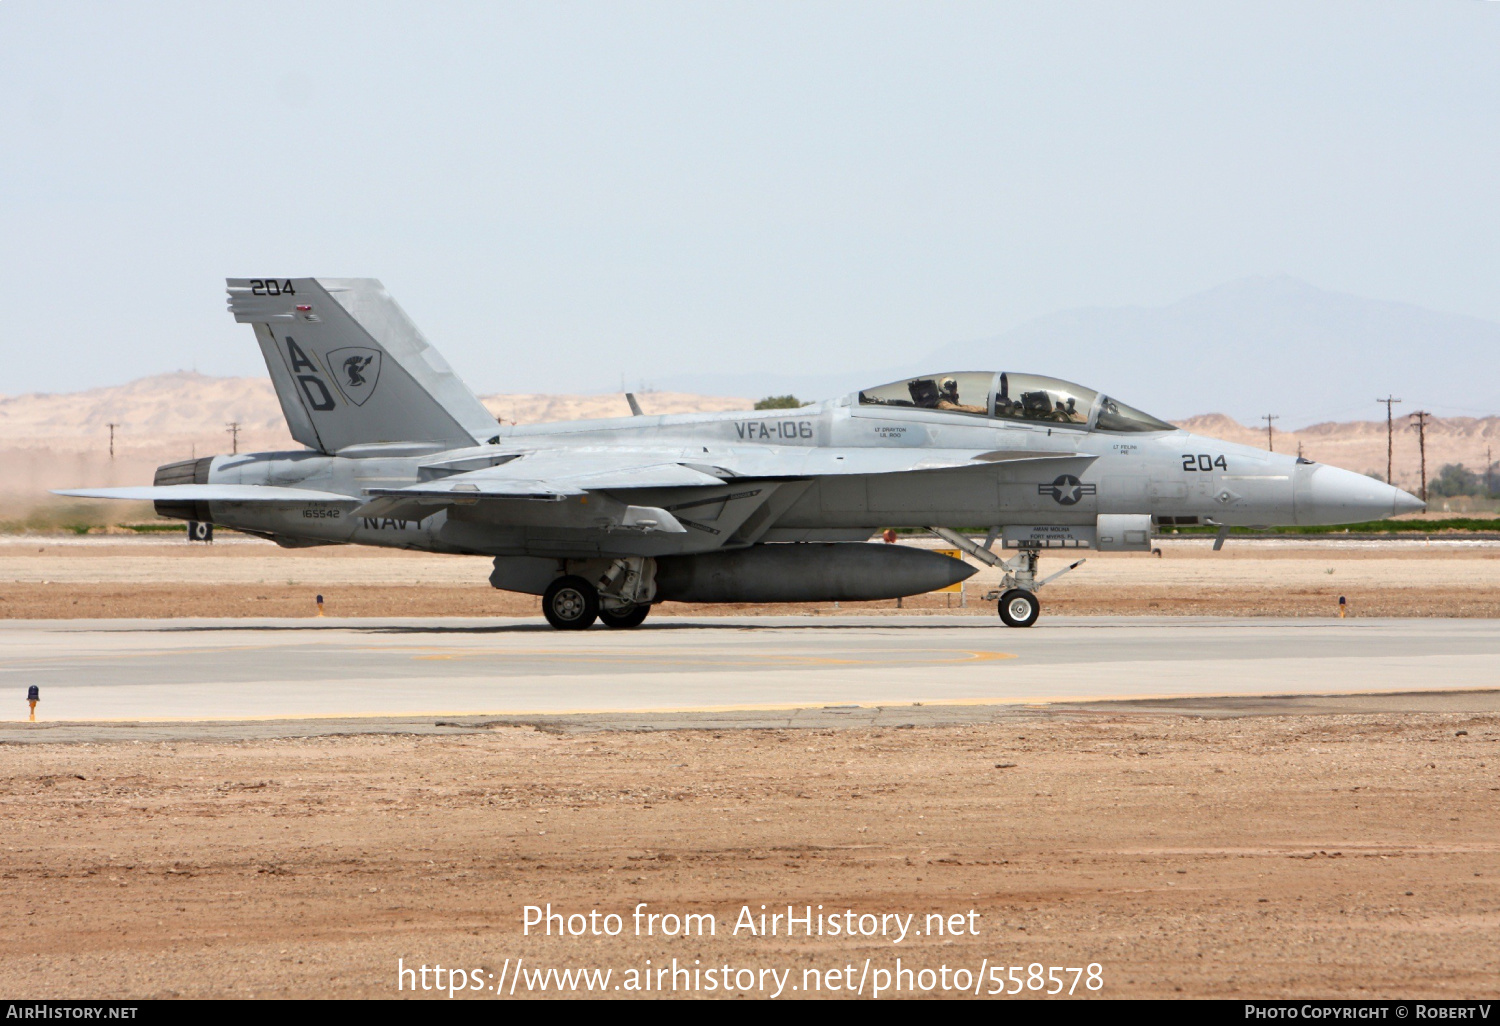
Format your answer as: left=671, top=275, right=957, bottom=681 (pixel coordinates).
left=3, top=1, right=1499, bottom=400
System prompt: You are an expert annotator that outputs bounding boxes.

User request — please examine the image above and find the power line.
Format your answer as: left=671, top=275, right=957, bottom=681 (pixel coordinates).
left=1261, top=414, right=1279, bottom=452
left=1409, top=411, right=1432, bottom=505
left=1376, top=396, right=1402, bottom=484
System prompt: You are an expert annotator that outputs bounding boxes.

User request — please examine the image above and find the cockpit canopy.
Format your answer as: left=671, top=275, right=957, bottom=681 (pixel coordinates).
left=856, top=372, right=1175, bottom=433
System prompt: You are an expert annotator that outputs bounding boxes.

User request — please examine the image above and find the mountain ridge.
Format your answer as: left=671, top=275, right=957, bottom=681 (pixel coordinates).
left=2, top=372, right=1494, bottom=502
left=656, top=275, right=1500, bottom=426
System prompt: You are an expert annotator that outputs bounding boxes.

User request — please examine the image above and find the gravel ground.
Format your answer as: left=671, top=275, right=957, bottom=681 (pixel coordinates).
left=4, top=536, right=1498, bottom=999
left=2, top=713, right=1498, bottom=999
left=0, top=536, right=1498, bottom=619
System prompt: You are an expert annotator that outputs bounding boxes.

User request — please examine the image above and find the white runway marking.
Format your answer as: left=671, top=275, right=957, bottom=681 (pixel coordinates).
left=3, top=616, right=1497, bottom=721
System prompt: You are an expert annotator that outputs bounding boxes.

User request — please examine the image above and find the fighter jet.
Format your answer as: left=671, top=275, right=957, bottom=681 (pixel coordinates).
left=58, top=277, right=1424, bottom=629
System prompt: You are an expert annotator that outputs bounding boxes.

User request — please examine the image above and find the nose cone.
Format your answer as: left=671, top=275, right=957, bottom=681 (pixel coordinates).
left=1393, top=488, right=1425, bottom=516
left=1296, top=464, right=1423, bottom=525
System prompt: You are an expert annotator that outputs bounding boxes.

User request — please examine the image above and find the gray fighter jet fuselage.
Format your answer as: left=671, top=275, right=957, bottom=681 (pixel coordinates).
left=61, top=278, right=1424, bottom=630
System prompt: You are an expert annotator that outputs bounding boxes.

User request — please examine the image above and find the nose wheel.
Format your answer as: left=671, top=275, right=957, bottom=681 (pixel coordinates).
left=997, top=588, right=1040, bottom=628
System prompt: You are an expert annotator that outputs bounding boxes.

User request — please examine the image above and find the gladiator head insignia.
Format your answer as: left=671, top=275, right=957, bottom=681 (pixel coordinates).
left=327, top=347, right=382, bottom=406
left=1039, top=474, right=1096, bottom=506
left=343, top=354, right=373, bottom=387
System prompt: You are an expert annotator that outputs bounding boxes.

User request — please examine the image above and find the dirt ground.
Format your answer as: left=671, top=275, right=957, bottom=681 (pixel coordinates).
left=4, top=535, right=1499, bottom=999
left=5, top=580, right=1500, bottom=620
left=2, top=536, right=1499, bottom=620
left=2, top=713, right=1498, bottom=999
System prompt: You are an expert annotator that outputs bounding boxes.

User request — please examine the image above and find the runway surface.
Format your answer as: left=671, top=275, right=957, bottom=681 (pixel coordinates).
left=3, top=615, right=1498, bottom=722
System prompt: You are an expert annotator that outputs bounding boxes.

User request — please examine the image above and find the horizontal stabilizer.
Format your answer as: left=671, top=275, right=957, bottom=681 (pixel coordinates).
left=53, top=485, right=357, bottom=502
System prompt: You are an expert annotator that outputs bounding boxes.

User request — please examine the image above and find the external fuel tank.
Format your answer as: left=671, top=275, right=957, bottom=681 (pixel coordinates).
left=653, top=543, right=976, bottom=603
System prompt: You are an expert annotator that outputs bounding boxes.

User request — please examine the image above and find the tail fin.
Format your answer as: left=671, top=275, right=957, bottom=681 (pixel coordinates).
left=227, top=278, right=499, bottom=453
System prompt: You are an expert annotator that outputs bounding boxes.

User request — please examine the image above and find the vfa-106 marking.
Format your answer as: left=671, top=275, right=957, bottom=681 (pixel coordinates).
left=734, top=420, right=815, bottom=442
left=59, top=278, right=1423, bottom=630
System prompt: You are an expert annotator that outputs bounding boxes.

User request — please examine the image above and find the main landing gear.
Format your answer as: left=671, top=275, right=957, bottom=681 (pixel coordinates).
left=541, top=558, right=656, bottom=630
left=598, top=603, right=650, bottom=629
left=542, top=576, right=599, bottom=630
left=926, top=527, right=1086, bottom=629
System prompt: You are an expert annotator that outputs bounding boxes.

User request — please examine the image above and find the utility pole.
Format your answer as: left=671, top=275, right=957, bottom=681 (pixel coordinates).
left=1488, top=444, right=1494, bottom=497
left=1262, top=414, right=1279, bottom=452
left=106, top=423, right=119, bottom=459
left=1409, top=411, right=1431, bottom=505
left=1377, top=395, right=1402, bottom=484
left=226, top=421, right=241, bottom=455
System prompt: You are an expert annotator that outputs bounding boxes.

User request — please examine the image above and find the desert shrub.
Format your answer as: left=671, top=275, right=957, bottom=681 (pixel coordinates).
left=1428, top=463, right=1498, bottom=499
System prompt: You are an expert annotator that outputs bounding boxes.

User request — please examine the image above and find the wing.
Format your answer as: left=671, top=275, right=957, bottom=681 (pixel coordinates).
left=350, top=445, right=1094, bottom=526
left=350, top=449, right=731, bottom=527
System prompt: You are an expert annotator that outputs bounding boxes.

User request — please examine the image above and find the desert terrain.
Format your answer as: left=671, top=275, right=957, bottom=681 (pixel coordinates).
left=5, top=373, right=1498, bottom=524
left=2, top=708, right=1497, bottom=998
left=0, top=373, right=751, bottom=522
left=0, top=537, right=1496, bottom=1001
left=4, top=379, right=1500, bottom=1000
left=1, top=533, right=1497, bottom=621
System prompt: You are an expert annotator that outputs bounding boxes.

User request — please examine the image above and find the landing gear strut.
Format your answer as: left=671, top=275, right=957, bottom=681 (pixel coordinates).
left=596, top=556, right=655, bottom=630
left=926, top=527, right=1087, bottom=629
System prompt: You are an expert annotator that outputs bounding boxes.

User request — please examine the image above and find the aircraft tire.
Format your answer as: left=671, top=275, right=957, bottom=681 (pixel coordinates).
left=998, top=589, right=1040, bottom=628
left=599, top=603, right=650, bottom=629
left=543, top=576, right=599, bottom=630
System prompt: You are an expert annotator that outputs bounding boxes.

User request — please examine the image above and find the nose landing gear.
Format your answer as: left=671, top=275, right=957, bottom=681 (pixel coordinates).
left=926, top=527, right=1086, bottom=628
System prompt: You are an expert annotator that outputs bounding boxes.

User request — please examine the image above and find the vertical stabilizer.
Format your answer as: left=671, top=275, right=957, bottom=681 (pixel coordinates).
left=227, top=278, right=498, bottom=453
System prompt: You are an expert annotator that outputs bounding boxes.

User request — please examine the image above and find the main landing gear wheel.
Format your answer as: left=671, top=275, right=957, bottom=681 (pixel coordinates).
left=543, top=576, right=599, bottom=630
left=998, top=588, right=1040, bottom=628
left=598, top=603, right=650, bottom=629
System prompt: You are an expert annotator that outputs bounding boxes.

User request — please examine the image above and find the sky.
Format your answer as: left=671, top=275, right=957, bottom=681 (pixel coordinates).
left=3, top=1, right=1500, bottom=405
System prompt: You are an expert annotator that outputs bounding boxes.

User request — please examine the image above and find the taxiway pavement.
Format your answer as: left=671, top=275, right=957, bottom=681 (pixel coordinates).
left=2, top=615, right=1497, bottom=724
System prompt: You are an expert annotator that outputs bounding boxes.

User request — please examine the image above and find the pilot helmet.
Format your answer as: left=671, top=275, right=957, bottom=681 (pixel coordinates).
left=939, top=377, right=959, bottom=395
